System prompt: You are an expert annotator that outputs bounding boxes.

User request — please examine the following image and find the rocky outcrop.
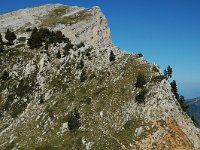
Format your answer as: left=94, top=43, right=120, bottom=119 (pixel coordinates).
left=0, top=4, right=113, bottom=48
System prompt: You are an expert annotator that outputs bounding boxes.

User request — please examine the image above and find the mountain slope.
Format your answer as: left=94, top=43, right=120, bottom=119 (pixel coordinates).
left=0, top=4, right=200, bottom=150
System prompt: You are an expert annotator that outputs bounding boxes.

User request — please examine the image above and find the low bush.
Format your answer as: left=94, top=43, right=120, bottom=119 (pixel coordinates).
left=135, top=74, right=147, bottom=88
left=135, top=88, right=148, bottom=103
left=137, top=53, right=143, bottom=57
left=67, top=109, right=81, bottom=131
left=1, top=70, right=9, bottom=81
left=151, top=75, right=165, bottom=83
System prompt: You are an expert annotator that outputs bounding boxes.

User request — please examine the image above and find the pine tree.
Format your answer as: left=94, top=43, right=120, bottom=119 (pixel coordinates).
left=167, top=65, right=172, bottom=78
left=5, top=29, right=16, bottom=45
left=39, top=28, right=51, bottom=40
left=178, top=95, right=188, bottom=112
left=164, top=65, right=172, bottom=79
left=49, top=31, right=56, bottom=44
left=27, top=28, right=42, bottom=49
left=109, top=50, right=115, bottom=62
left=170, top=80, right=179, bottom=99
left=0, top=33, right=3, bottom=44
left=63, top=41, right=73, bottom=56
left=164, top=69, right=167, bottom=79
left=0, top=33, right=4, bottom=52
left=55, top=31, right=65, bottom=43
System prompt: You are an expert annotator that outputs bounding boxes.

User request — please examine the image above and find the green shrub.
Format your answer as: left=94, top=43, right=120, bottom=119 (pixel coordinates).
left=135, top=74, right=147, bottom=88
left=17, top=37, right=26, bottom=43
left=5, top=141, right=15, bottom=150
left=135, top=88, right=148, bottom=103
left=10, top=100, right=28, bottom=118
left=80, top=70, right=87, bottom=82
left=85, top=47, right=93, bottom=57
left=63, top=43, right=73, bottom=56
left=137, top=53, right=143, bottom=57
left=67, top=110, right=81, bottom=131
left=3, top=94, right=15, bottom=111
left=1, top=70, right=9, bottom=81
left=151, top=75, right=165, bottom=83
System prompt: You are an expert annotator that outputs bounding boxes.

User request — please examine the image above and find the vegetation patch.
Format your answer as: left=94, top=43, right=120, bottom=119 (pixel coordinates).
left=135, top=88, right=148, bottom=103
left=59, top=11, right=92, bottom=25
left=67, top=109, right=81, bottom=131
left=151, top=75, right=165, bottom=83
left=135, top=74, right=147, bottom=88
left=5, top=141, right=15, bottom=150
left=40, top=6, right=91, bottom=27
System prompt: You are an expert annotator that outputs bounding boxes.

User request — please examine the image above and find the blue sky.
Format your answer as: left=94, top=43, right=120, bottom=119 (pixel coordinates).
left=0, top=0, right=200, bottom=99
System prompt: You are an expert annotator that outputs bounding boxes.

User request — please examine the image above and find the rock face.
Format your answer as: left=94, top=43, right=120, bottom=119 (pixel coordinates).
left=0, top=4, right=112, bottom=48
left=0, top=4, right=199, bottom=150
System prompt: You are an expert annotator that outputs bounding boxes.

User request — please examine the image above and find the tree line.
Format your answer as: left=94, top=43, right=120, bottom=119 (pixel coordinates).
left=27, top=27, right=72, bottom=49
left=164, top=65, right=188, bottom=112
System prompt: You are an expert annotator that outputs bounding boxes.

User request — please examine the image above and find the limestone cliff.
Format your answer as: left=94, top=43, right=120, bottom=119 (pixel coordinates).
left=0, top=4, right=199, bottom=150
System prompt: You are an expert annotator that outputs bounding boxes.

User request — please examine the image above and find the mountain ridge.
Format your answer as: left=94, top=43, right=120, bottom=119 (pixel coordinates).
left=0, top=4, right=199, bottom=150
left=186, top=96, right=200, bottom=128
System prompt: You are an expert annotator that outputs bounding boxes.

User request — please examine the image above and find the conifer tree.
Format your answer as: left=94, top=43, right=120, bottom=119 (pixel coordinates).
left=178, top=95, right=188, bottom=112
left=164, top=65, right=172, bottom=79
left=0, top=33, right=4, bottom=52
left=167, top=65, right=172, bottom=78
left=5, top=29, right=16, bottom=45
left=0, top=33, right=3, bottom=44
left=170, top=80, right=179, bottom=99
left=109, top=50, right=115, bottom=62
left=55, top=31, right=65, bottom=43
left=164, top=69, right=167, bottom=79
left=27, top=27, right=42, bottom=49
left=49, top=31, right=56, bottom=44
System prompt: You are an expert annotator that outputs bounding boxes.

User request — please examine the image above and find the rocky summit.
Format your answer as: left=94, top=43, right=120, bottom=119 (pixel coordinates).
left=0, top=4, right=199, bottom=150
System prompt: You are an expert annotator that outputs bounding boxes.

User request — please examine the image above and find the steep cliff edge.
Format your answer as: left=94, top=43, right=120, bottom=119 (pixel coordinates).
left=0, top=4, right=199, bottom=150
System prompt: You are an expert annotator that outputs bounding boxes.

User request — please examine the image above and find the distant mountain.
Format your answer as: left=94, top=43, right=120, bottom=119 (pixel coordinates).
left=186, top=97, right=200, bottom=127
